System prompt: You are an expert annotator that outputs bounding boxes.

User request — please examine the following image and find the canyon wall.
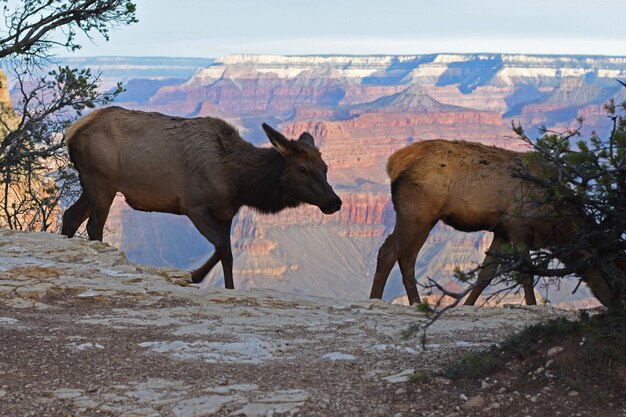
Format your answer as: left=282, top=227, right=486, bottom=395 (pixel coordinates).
left=91, top=53, right=626, bottom=306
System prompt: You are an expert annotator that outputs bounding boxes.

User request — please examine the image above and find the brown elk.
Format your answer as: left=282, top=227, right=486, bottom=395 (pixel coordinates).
left=61, top=106, right=342, bottom=288
left=369, top=139, right=615, bottom=307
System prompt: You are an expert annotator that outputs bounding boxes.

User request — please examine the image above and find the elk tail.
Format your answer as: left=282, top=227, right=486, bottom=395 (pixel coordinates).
left=387, top=144, right=421, bottom=208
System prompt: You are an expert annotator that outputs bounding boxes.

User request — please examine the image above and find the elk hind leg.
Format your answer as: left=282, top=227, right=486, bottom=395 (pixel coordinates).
left=464, top=235, right=505, bottom=306
left=370, top=229, right=405, bottom=300
left=61, top=191, right=91, bottom=238
left=520, top=249, right=537, bottom=305
left=85, top=188, right=116, bottom=241
left=370, top=216, right=432, bottom=301
left=522, top=274, right=537, bottom=305
left=397, top=225, right=435, bottom=305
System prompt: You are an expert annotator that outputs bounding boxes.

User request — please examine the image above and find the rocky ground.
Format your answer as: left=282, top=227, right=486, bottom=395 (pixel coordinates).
left=0, top=229, right=624, bottom=417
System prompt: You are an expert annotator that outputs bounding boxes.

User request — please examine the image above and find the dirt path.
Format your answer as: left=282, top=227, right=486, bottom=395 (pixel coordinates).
left=1, top=230, right=623, bottom=416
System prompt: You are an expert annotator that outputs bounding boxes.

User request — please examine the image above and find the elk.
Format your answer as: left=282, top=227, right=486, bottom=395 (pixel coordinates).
left=369, top=139, right=616, bottom=307
left=61, top=106, right=342, bottom=288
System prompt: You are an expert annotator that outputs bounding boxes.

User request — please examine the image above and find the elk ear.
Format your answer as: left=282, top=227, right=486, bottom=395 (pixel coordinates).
left=298, top=132, right=315, bottom=148
left=262, top=123, right=291, bottom=156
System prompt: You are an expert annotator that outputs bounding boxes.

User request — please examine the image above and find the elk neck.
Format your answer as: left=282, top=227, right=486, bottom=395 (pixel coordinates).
left=236, top=146, right=299, bottom=214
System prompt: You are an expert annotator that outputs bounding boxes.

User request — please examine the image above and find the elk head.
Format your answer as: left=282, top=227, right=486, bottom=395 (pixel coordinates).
left=262, top=123, right=342, bottom=214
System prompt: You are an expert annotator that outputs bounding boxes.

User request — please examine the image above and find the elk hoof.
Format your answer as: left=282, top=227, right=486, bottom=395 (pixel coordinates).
left=190, top=270, right=205, bottom=284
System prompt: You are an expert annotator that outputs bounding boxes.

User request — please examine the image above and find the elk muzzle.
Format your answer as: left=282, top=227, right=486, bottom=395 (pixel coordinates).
left=320, top=193, right=342, bottom=214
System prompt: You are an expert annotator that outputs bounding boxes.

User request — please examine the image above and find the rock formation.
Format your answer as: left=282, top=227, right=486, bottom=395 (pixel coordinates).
left=83, top=53, right=626, bottom=305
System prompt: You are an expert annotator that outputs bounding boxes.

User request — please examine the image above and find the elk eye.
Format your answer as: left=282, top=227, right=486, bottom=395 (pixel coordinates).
left=298, top=166, right=307, bottom=175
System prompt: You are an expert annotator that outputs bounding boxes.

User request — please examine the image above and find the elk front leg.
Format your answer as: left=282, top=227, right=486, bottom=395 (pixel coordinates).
left=187, top=210, right=234, bottom=288
left=220, top=220, right=234, bottom=289
left=190, top=252, right=221, bottom=284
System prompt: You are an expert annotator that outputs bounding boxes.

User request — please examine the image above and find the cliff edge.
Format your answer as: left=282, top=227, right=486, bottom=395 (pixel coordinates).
left=1, top=229, right=615, bottom=416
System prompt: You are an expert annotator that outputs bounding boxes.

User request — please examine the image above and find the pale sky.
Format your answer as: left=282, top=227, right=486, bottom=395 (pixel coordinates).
left=69, top=0, right=626, bottom=57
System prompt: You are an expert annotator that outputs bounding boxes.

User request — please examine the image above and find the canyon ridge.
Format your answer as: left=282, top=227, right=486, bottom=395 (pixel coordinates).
left=31, top=54, right=626, bottom=306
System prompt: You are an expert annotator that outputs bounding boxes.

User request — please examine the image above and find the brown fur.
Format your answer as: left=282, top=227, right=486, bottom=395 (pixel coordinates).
left=62, top=107, right=342, bottom=288
left=371, top=140, right=617, bottom=307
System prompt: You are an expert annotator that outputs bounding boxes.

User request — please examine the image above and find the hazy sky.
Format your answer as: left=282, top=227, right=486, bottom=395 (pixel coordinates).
left=69, top=0, right=626, bottom=57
